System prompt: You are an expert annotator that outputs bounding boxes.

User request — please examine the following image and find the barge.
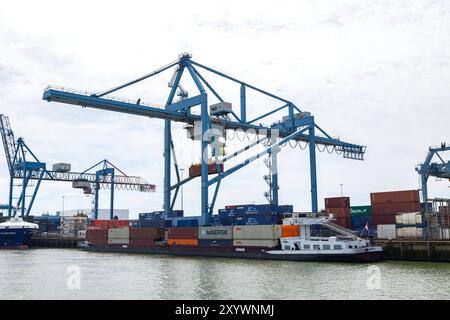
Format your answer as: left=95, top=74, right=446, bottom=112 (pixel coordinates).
left=83, top=214, right=383, bottom=263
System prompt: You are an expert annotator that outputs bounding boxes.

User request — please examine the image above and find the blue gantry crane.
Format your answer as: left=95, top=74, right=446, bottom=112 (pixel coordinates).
left=42, top=53, right=366, bottom=225
left=416, top=143, right=450, bottom=204
left=0, top=114, right=156, bottom=218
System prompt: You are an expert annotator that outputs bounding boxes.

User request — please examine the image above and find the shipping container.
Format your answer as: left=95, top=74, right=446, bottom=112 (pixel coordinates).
left=350, top=206, right=372, bottom=217
left=198, top=239, right=233, bottom=247
left=233, top=225, right=282, bottom=240
left=331, top=217, right=351, bottom=229
left=108, top=238, right=130, bottom=245
left=234, top=214, right=279, bottom=226
left=232, top=239, right=279, bottom=248
left=167, top=227, right=198, bottom=239
left=129, top=239, right=155, bottom=246
left=372, top=214, right=396, bottom=225
left=351, top=216, right=372, bottom=229
left=376, top=224, right=396, bottom=239
left=189, top=163, right=224, bottom=178
left=90, top=220, right=129, bottom=229
left=372, top=202, right=421, bottom=215
left=396, top=227, right=424, bottom=239
left=86, top=229, right=108, bottom=239
left=198, top=226, right=233, bottom=240
left=108, top=227, right=129, bottom=239
left=167, top=239, right=198, bottom=246
left=370, top=190, right=420, bottom=204
left=325, top=197, right=350, bottom=208
left=395, top=213, right=423, bottom=225
left=130, top=228, right=164, bottom=240
left=281, top=225, right=300, bottom=238
left=176, top=219, right=199, bottom=227
left=325, top=207, right=351, bottom=218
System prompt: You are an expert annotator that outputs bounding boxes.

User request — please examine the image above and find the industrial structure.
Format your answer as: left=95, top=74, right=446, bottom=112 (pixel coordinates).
left=416, top=143, right=450, bottom=205
left=0, top=114, right=155, bottom=218
left=42, top=53, right=366, bottom=225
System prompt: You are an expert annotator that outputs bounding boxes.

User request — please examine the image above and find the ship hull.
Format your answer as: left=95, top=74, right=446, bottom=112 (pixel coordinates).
left=0, top=228, right=33, bottom=249
left=84, top=245, right=383, bottom=263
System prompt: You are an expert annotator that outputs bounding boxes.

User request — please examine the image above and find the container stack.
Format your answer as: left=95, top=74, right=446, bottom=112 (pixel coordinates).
left=324, top=197, right=351, bottom=228
left=232, top=225, right=281, bottom=248
left=395, top=212, right=425, bottom=239
left=139, top=211, right=183, bottom=228
left=129, top=228, right=164, bottom=247
left=167, top=227, right=198, bottom=246
left=217, top=204, right=293, bottom=226
left=108, top=227, right=129, bottom=245
left=60, top=216, right=88, bottom=238
left=86, top=229, right=108, bottom=245
left=198, top=226, right=233, bottom=247
left=90, top=220, right=129, bottom=229
left=371, top=190, right=420, bottom=225
left=33, top=215, right=61, bottom=233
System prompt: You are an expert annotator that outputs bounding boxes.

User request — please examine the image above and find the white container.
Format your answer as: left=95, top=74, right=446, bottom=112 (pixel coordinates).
left=198, top=226, right=233, bottom=240
left=108, top=238, right=130, bottom=245
left=395, top=213, right=422, bottom=225
left=396, top=227, right=423, bottom=238
left=233, top=225, right=282, bottom=240
left=108, top=227, right=129, bottom=239
left=233, top=239, right=279, bottom=248
left=442, top=228, right=450, bottom=240
left=377, top=224, right=396, bottom=239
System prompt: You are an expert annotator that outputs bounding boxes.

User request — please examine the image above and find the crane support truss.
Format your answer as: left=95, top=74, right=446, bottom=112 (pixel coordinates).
left=416, top=143, right=450, bottom=204
left=42, top=53, right=365, bottom=224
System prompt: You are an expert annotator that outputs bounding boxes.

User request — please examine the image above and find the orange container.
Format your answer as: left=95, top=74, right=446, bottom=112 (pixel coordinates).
left=281, top=225, right=300, bottom=238
left=167, top=239, right=198, bottom=246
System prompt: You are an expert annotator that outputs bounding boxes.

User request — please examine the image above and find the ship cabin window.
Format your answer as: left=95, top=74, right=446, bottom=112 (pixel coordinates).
left=313, top=245, right=320, bottom=250
left=303, top=244, right=310, bottom=250
left=323, top=245, right=331, bottom=250
left=285, top=245, right=291, bottom=250
left=334, top=245, right=342, bottom=250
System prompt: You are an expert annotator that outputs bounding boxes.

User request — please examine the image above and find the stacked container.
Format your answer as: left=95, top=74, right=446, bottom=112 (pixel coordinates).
left=217, top=204, right=293, bottom=226
left=108, top=227, right=129, bottom=245
left=86, top=229, right=108, bottom=245
left=90, top=220, right=129, bottom=229
left=232, top=225, right=281, bottom=248
left=167, top=227, right=198, bottom=246
left=33, top=215, right=61, bottom=233
left=371, top=190, right=420, bottom=225
left=324, top=197, right=351, bottom=228
left=60, top=216, right=88, bottom=238
left=129, top=228, right=164, bottom=247
left=395, top=212, right=425, bottom=239
left=376, top=224, right=396, bottom=239
left=198, top=226, right=233, bottom=247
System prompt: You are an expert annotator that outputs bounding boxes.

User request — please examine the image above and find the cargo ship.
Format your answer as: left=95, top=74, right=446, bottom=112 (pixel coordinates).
left=84, top=213, right=383, bottom=263
left=0, top=217, right=39, bottom=249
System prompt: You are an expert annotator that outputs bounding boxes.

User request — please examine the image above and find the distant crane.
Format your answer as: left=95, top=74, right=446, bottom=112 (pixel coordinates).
left=416, top=143, right=450, bottom=205
left=0, top=114, right=156, bottom=219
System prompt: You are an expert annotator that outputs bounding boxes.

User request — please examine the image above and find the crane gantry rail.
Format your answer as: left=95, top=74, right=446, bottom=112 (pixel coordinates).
left=42, top=53, right=366, bottom=225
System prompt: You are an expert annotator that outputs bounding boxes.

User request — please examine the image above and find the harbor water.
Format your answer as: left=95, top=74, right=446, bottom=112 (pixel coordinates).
left=1, top=248, right=450, bottom=300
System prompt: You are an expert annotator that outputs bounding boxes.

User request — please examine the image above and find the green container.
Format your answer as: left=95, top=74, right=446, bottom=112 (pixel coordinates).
left=350, top=205, right=372, bottom=217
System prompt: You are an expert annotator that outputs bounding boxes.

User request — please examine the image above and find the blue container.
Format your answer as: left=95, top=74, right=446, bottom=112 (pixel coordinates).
left=351, top=216, right=372, bottom=229
left=140, top=219, right=165, bottom=228
left=198, top=239, right=233, bottom=247
left=354, top=226, right=376, bottom=238
left=176, top=219, right=198, bottom=227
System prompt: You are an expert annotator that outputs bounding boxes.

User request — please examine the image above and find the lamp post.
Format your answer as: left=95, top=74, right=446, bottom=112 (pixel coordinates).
left=340, top=184, right=343, bottom=197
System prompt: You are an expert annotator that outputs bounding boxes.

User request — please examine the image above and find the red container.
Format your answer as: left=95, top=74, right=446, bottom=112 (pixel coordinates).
left=130, top=228, right=164, bottom=240
left=88, top=239, right=109, bottom=245
left=370, top=190, right=420, bottom=204
left=86, top=229, right=108, bottom=240
left=372, top=214, right=396, bottom=225
left=168, top=227, right=198, bottom=239
left=372, top=202, right=420, bottom=215
left=325, top=197, right=350, bottom=208
left=189, top=163, right=224, bottom=178
left=325, top=207, right=351, bottom=218
left=90, top=220, right=129, bottom=229
left=129, top=239, right=155, bottom=247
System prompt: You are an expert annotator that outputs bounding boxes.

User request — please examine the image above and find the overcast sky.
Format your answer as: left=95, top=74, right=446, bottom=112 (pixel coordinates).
left=0, top=0, right=449, bottom=218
